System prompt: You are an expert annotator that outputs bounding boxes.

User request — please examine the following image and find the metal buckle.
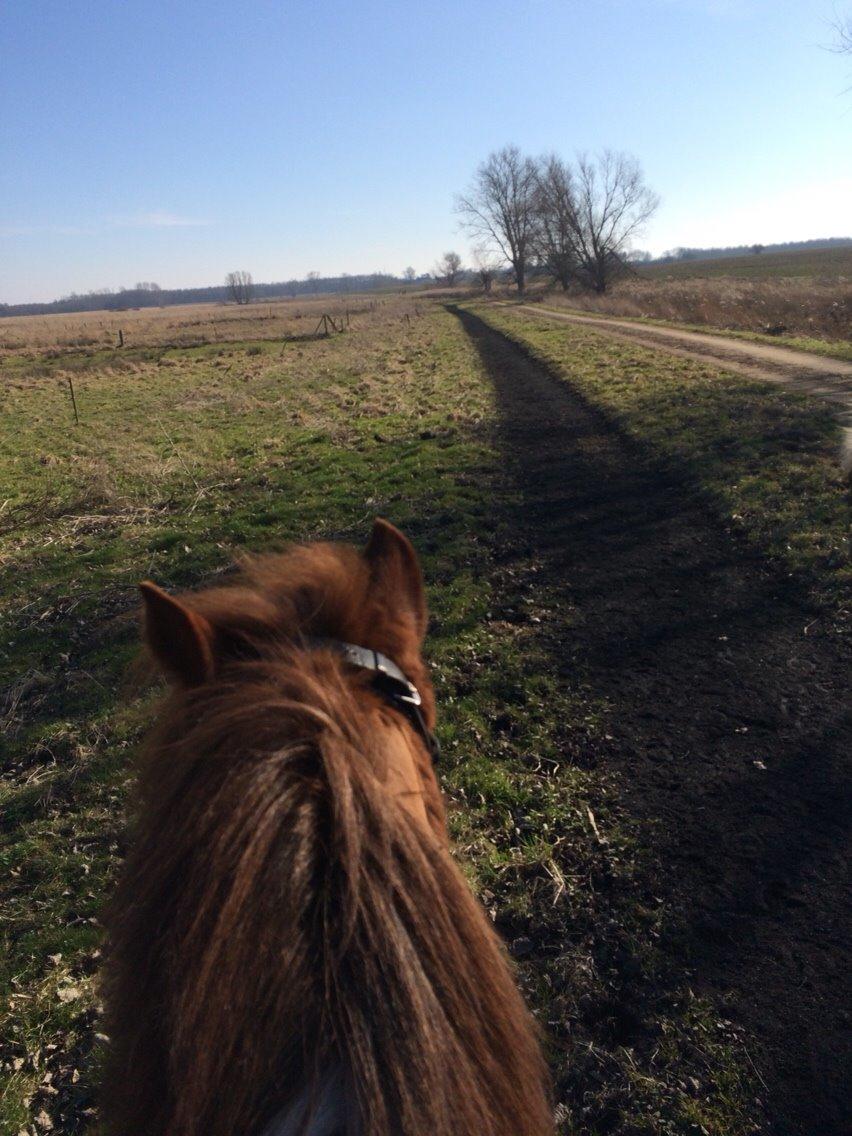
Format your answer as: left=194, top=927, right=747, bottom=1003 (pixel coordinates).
left=313, top=638, right=439, bottom=762
left=372, top=668, right=422, bottom=708
left=370, top=670, right=438, bottom=762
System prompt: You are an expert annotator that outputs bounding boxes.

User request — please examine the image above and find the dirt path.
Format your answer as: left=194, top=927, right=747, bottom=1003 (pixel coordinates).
left=510, top=305, right=852, bottom=429
left=453, top=308, right=852, bottom=1136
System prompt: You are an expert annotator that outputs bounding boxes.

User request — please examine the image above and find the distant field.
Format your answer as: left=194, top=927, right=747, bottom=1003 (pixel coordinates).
left=642, top=244, right=852, bottom=282
left=0, top=294, right=399, bottom=356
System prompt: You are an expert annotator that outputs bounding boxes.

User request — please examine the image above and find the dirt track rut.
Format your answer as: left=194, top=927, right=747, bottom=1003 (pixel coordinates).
left=454, top=307, right=852, bottom=1136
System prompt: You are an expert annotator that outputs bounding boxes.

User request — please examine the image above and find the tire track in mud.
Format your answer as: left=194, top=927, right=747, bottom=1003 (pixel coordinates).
left=453, top=307, right=851, bottom=1136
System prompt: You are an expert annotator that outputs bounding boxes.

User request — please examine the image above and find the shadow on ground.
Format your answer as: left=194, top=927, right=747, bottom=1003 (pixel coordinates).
left=451, top=306, right=851, bottom=1136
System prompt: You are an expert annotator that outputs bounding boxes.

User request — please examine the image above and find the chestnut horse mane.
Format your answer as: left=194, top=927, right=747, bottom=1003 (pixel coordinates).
left=102, top=528, right=553, bottom=1136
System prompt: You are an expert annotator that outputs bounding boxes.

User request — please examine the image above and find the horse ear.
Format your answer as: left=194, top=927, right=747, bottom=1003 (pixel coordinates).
left=139, top=581, right=215, bottom=686
left=365, top=518, right=428, bottom=640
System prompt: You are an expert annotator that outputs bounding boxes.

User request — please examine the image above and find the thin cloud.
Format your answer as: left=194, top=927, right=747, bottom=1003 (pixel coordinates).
left=651, top=0, right=749, bottom=14
left=107, top=211, right=211, bottom=229
left=0, top=222, right=94, bottom=237
left=1, top=212, right=211, bottom=238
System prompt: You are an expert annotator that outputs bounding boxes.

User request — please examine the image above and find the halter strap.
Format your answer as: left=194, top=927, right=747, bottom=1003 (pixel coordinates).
left=310, top=638, right=440, bottom=763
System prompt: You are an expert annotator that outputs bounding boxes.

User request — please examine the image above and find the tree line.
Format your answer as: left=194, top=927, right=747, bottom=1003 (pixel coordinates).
left=0, top=272, right=411, bottom=318
left=655, top=237, right=852, bottom=264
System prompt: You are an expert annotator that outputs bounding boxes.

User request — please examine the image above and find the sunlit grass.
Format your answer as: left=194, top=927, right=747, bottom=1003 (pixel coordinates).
left=3, top=297, right=828, bottom=1133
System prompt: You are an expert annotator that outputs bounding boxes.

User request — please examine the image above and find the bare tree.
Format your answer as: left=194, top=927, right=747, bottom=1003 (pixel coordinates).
left=472, top=247, right=500, bottom=293
left=403, top=266, right=416, bottom=282
left=533, top=155, right=580, bottom=290
left=225, top=270, right=254, bottom=305
left=832, top=14, right=852, bottom=52
left=434, top=251, right=463, bottom=287
left=456, top=146, right=539, bottom=294
left=537, top=152, right=658, bottom=294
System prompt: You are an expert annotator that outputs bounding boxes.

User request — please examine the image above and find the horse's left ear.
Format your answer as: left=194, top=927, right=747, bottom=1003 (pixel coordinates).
left=365, top=518, right=428, bottom=640
left=139, top=581, right=215, bottom=686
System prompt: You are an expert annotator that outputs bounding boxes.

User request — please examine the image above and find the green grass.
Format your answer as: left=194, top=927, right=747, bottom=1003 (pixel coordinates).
left=526, top=300, right=852, bottom=363
left=1, top=301, right=798, bottom=1134
left=469, top=302, right=851, bottom=613
left=641, top=245, right=852, bottom=281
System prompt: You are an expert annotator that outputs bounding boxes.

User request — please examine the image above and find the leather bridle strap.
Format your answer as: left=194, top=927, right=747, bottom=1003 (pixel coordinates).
left=310, top=638, right=441, bottom=763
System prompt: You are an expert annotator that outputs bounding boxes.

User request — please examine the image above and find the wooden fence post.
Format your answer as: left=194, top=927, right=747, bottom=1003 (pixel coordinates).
left=313, top=313, right=343, bottom=337
left=67, top=377, right=80, bottom=425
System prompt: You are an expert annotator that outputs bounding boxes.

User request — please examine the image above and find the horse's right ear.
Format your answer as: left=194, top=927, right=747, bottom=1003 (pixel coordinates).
left=139, top=581, right=215, bottom=686
left=365, top=518, right=428, bottom=640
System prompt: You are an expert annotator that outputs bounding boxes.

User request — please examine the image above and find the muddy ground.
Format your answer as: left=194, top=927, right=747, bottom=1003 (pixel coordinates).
left=453, top=308, right=851, bottom=1136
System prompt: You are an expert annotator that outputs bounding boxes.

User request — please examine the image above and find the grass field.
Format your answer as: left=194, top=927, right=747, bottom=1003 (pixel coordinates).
left=641, top=245, right=852, bottom=282
left=523, top=299, right=852, bottom=363
left=528, top=245, right=852, bottom=346
left=534, top=277, right=852, bottom=345
left=0, top=295, right=397, bottom=356
left=2, top=296, right=849, bottom=1134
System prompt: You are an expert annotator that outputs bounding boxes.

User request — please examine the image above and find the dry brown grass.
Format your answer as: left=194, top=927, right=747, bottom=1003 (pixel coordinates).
left=0, top=294, right=414, bottom=357
left=535, top=276, right=852, bottom=342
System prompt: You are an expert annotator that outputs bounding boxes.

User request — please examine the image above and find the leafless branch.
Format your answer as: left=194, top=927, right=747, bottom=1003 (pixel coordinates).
left=456, top=146, right=539, bottom=294
left=534, top=151, right=658, bottom=294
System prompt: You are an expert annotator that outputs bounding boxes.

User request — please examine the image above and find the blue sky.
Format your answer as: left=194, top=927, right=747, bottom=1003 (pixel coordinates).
left=2, top=0, right=850, bottom=303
